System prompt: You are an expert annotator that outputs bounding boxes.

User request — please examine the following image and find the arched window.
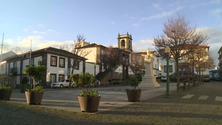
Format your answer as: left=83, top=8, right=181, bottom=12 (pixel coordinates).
left=121, top=40, right=125, bottom=46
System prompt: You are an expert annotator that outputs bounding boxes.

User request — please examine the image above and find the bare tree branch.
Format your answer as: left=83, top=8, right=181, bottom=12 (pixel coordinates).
left=153, top=14, right=209, bottom=92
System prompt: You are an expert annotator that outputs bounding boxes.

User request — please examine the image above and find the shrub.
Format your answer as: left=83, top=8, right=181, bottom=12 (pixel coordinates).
left=71, top=72, right=98, bottom=97
left=126, top=77, right=141, bottom=90
left=21, top=77, right=29, bottom=84
left=26, top=86, right=43, bottom=92
left=0, top=86, right=12, bottom=90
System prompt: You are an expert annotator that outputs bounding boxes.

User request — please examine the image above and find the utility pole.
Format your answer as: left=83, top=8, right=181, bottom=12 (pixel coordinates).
left=1, top=33, right=4, bottom=55
left=30, top=40, right=32, bottom=66
left=30, top=40, right=32, bottom=88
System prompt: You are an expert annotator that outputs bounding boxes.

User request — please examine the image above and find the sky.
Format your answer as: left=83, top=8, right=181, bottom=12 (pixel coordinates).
left=0, top=0, right=222, bottom=65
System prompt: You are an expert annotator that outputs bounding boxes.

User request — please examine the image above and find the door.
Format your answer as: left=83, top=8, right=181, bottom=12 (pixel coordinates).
left=50, top=74, right=56, bottom=84
left=65, top=79, right=70, bottom=87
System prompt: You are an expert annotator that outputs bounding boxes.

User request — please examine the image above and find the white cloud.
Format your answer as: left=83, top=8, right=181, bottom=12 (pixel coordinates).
left=33, top=31, right=46, bottom=34
left=5, top=39, right=13, bottom=44
left=141, top=6, right=184, bottom=21
left=152, top=3, right=163, bottom=10
left=18, top=35, right=43, bottom=49
left=39, top=24, right=44, bottom=26
left=196, top=26, right=222, bottom=66
left=212, top=8, right=222, bottom=18
left=132, top=42, right=155, bottom=52
left=111, top=21, right=115, bottom=24
left=23, top=29, right=28, bottom=32
left=47, top=29, right=54, bottom=32
left=132, top=23, right=140, bottom=27
left=140, top=39, right=154, bottom=44
left=37, top=40, right=74, bottom=49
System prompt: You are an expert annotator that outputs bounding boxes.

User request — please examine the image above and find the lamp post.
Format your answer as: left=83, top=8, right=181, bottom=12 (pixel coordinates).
left=196, top=64, right=199, bottom=86
left=188, top=60, right=191, bottom=89
left=165, top=46, right=170, bottom=98
left=124, top=66, right=126, bottom=80
left=201, top=68, right=204, bottom=84
left=94, top=63, right=96, bottom=77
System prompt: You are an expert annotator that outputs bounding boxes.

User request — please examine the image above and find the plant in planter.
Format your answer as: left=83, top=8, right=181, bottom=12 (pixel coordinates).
left=0, top=75, right=12, bottom=100
left=24, top=65, right=46, bottom=105
left=20, top=77, right=30, bottom=93
left=126, top=77, right=142, bottom=102
left=0, top=86, right=12, bottom=100
left=71, top=72, right=100, bottom=112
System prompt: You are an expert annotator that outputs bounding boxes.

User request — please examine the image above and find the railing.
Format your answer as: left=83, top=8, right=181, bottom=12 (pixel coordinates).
left=10, top=67, right=17, bottom=75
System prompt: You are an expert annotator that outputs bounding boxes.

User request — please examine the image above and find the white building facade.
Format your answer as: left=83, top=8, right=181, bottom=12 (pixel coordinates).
left=3, top=47, right=86, bottom=88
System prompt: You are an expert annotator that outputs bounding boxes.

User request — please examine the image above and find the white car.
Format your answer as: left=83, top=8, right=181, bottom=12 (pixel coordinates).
left=161, top=76, right=167, bottom=81
left=51, top=79, right=75, bottom=88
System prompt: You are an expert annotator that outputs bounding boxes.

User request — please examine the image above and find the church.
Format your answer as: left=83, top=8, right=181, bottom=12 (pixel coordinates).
left=76, top=32, right=160, bottom=85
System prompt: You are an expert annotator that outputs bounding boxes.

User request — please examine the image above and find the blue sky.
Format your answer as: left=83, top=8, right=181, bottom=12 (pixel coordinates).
left=0, top=0, right=222, bottom=64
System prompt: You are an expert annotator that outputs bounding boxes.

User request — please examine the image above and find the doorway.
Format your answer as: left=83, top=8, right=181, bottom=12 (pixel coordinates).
left=50, top=74, right=56, bottom=84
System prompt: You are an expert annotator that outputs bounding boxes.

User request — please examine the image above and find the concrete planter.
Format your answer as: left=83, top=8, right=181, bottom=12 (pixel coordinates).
left=126, top=89, right=141, bottom=102
left=78, top=95, right=101, bottom=112
left=0, top=89, right=12, bottom=100
left=25, top=91, right=44, bottom=105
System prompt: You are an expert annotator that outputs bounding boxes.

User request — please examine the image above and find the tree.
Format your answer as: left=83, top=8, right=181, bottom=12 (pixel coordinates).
left=24, top=65, right=46, bottom=89
left=60, top=34, right=91, bottom=88
left=130, top=52, right=145, bottom=74
left=0, top=75, right=10, bottom=87
left=154, top=14, right=209, bottom=92
left=97, top=46, right=126, bottom=83
left=187, top=43, right=214, bottom=78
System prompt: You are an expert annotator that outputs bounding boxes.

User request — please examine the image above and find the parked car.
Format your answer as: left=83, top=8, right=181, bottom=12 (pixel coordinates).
left=161, top=76, right=167, bottom=81
left=51, top=79, right=75, bottom=88
left=203, top=75, right=210, bottom=82
left=156, top=73, right=161, bottom=79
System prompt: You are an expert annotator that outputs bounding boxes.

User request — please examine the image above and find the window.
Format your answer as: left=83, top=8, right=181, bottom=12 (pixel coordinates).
left=74, top=60, right=79, bottom=70
left=38, top=61, right=42, bottom=65
left=51, top=56, right=57, bottom=67
left=59, top=74, right=65, bottom=82
left=59, top=57, right=65, bottom=68
left=164, top=65, right=173, bottom=73
left=104, top=63, right=107, bottom=69
left=169, top=65, right=173, bottom=72
left=121, top=40, right=125, bottom=46
left=13, top=62, right=17, bottom=67
left=1, top=64, right=4, bottom=71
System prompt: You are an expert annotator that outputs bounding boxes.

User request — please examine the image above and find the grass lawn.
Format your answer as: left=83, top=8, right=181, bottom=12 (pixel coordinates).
left=1, top=99, right=222, bottom=125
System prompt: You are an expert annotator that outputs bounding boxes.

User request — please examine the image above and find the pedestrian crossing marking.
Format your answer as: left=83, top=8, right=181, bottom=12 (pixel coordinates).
left=182, top=94, right=194, bottom=99
left=198, top=95, right=208, bottom=100
left=215, top=96, right=222, bottom=101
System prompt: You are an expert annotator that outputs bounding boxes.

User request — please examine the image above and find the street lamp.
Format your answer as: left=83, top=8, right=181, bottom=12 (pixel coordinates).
left=94, top=63, right=96, bottom=77
left=196, top=64, right=200, bottom=86
left=124, top=66, right=126, bottom=80
left=201, top=68, right=204, bottom=84
left=187, top=60, right=191, bottom=89
left=165, top=46, right=170, bottom=98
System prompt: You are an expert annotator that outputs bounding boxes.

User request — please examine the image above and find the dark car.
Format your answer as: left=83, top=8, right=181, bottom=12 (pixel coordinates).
left=203, top=75, right=210, bottom=82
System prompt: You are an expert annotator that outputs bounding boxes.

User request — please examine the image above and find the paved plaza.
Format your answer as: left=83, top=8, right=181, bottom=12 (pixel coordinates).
left=9, top=82, right=177, bottom=112
left=1, top=81, right=222, bottom=125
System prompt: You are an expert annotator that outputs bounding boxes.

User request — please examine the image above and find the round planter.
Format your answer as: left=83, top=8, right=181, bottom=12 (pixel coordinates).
left=0, top=89, right=12, bottom=100
left=78, top=95, right=101, bottom=112
left=25, top=91, right=44, bottom=105
left=126, top=89, right=142, bottom=102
